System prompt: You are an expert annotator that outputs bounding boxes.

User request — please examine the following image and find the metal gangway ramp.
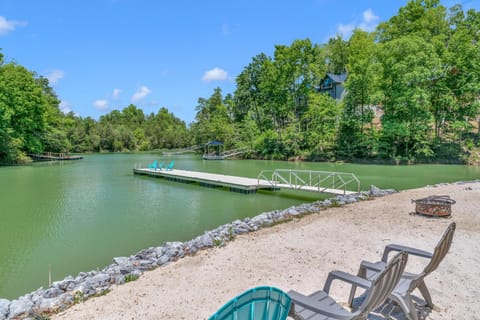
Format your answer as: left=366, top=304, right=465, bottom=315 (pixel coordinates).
left=257, top=169, right=360, bottom=195
left=203, top=148, right=250, bottom=160
left=163, top=145, right=203, bottom=156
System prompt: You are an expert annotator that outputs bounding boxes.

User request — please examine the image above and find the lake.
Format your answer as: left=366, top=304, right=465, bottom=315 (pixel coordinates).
left=0, top=153, right=479, bottom=299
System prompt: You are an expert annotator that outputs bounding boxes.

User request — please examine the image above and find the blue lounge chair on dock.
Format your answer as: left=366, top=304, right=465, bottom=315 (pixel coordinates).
left=148, top=160, right=158, bottom=170
left=165, top=160, right=174, bottom=171
left=157, top=161, right=165, bottom=171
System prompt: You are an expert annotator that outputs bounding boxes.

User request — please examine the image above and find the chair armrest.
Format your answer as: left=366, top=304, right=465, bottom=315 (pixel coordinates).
left=323, top=270, right=372, bottom=294
left=381, top=244, right=433, bottom=262
left=359, top=260, right=385, bottom=272
left=288, top=290, right=352, bottom=320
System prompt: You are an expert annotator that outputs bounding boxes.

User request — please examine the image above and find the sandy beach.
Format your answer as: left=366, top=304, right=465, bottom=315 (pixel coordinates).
left=53, top=181, right=480, bottom=320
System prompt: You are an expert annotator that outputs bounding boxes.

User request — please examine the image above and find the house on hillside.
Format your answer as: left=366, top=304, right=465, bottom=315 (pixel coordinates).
left=319, top=72, right=347, bottom=100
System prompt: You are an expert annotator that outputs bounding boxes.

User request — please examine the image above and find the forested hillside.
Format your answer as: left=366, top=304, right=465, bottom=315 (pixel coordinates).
left=190, top=0, right=480, bottom=164
left=1, top=0, right=479, bottom=164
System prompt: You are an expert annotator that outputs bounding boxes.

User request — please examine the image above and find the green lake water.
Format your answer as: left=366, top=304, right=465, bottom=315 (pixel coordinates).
left=0, top=153, right=479, bottom=299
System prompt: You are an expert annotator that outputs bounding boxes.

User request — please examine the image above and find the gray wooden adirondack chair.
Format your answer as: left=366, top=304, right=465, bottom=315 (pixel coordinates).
left=288, top=251, right=408, bottom=320
left=348, top=222, right=456, bottom=320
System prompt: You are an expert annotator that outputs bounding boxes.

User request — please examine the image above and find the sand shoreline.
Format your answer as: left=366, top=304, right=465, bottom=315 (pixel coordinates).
left=53, top=181, right=480, bottom=320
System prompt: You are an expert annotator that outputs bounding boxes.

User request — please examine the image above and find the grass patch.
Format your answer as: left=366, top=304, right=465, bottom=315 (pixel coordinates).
left=124, top=274, right=140, bottom=283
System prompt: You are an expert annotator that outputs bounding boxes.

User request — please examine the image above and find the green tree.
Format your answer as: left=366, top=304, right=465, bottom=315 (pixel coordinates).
left=378, top=35, right=441, bottom=159
left=337, top=29, right=381, bottom=158
left=0, top=61, right=55, bottom=161
left=191, top=87, right=234, bottom=147
left=234, top=53, right=271, bottom=128
left=303, top=92, right=341, bottom=159
left=325, top=35, right=348, bottom=74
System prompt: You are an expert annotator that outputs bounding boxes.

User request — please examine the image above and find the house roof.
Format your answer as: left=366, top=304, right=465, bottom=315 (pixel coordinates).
left=326, top=73, right=347, bottom=83
left=205, top=140, right=223, bottom=146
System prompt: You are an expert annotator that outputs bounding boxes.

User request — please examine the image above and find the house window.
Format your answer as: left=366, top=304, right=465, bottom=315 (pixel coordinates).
left=321, top=78, right=333, bottom=89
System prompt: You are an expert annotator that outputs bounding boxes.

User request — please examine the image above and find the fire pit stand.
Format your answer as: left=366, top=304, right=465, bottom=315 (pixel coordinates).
left=411, top=195, right=456, bottom=217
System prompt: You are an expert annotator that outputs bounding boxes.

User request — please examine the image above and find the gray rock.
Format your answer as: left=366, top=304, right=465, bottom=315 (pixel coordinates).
left=76, top=272, right=88, bottom=280
left=43, top=287, right=64, bottom=299
left=322, top=199, right=333, bottom=206
left=136, top=259, right=156, bottom=271
left=231, top=220, right=249, bottom=234
left=369, top=185, right=383, bottom=196
left=199, top=233, right=214, bottom=247
left=287, top=207, right=300, bottom=216
left=35, top=293, right=73, bottom=314
left=113, top=256, right=130, bottom=266
left=7, top=297, right=33, bottom=320
left=52, top=275, right=76, bottom=292
left=250, top=213, right=269, bottom=225
left=157, top=254, right=170, bottom=266
left=0, top=299, right=9, bottom=320
left=164, top=242, right=184, bottom=259
left=113, top=275, right=125, bottom=285
left=90, top=273, right=112, bottom=287
left=113, top=257, right=136, bottom=274
left=127, top=270, right=143, bottom=280
left=369, top=185, right=397, bottom=197
left=153, top=246, right=165, bottom=257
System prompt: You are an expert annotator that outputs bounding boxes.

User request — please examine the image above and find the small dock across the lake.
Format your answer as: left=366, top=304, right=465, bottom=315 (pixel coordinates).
left=29, top=153, right=83, bottom=161
left=133, top=167, right=359, bottom=195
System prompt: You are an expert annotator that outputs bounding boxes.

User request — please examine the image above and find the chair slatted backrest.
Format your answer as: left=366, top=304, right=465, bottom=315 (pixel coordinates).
left=209, top=286, right=291, bottom=320
left=354, top=251, right=408, bottom=319
left=422, top=222, right=456, bottom=276
left=166, top=160, right=175, bottom=170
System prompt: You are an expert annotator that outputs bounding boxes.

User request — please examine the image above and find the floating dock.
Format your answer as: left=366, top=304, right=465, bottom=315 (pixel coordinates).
left=134, top=168, right=274, bottom=193
left=133, top=168, right=358, bottom=195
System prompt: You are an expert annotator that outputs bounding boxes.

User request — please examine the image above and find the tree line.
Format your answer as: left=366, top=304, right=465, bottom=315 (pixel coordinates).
left=1, top=0, right=479, bottom=164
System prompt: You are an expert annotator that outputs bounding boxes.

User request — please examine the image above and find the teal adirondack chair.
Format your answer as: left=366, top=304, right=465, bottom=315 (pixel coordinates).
left=209, top=286, right=291, bottom=320
left=165, top=160, right=174, bottom=171
left=157, top=161, right=165, bottom=171
left=148, top=160, right=158, bottom=170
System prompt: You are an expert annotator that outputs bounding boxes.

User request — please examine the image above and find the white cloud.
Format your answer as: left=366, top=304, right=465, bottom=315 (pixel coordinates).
left=94, top=99, right=109, bottom=110
left=59, top=100, right=72, bottom=114
left=202, top=67, right=228, bottom=82
left=336, top=9, right=380, bottom=39
left=112, top=88, right=121, bottom=99
left=46, top=70, right=65, bottom=86
left=359, top=9, right=379, bottom=32
left=0, top=16, right=27, bottom=36
left=131, top=86, right=152, bottom=102
left=337, top=23, right=355, bottom=38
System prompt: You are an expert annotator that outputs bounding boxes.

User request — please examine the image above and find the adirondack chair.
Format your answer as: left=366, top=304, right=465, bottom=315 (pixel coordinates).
left=165, top=160, right=174, bottom=171
left=148, top=160, right=158, bottom=170
left=157, top=161, right=165, bottom=171
left=348, top=222, right=456, bottom=320
left=209, top=286, right=291, bottom=320
left=288, top=251, right=408, bottom=320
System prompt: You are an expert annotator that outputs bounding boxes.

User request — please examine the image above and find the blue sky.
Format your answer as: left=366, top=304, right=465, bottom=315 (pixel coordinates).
left=1, top=0, right=479, bottom=124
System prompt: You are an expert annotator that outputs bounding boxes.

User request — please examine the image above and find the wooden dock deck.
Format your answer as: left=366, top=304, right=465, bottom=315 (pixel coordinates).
left=134, top=168, right=274, bottom=193
left=133, top=168, right=358, bottom=195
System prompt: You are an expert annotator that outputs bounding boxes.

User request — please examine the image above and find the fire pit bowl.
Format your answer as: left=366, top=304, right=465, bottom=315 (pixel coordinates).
left=411, top=195, right=456, bottom=217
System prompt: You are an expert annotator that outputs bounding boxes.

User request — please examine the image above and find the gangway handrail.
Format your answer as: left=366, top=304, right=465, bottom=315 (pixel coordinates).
left=163, top=145, right=203, bottom=155
left=222, top=148, right=250, bottom=158
left=257, top=169, right=360, bottom=195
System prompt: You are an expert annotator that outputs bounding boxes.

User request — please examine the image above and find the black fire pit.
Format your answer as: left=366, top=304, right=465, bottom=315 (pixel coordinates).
left=411, top=195, right=456, bottom=217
